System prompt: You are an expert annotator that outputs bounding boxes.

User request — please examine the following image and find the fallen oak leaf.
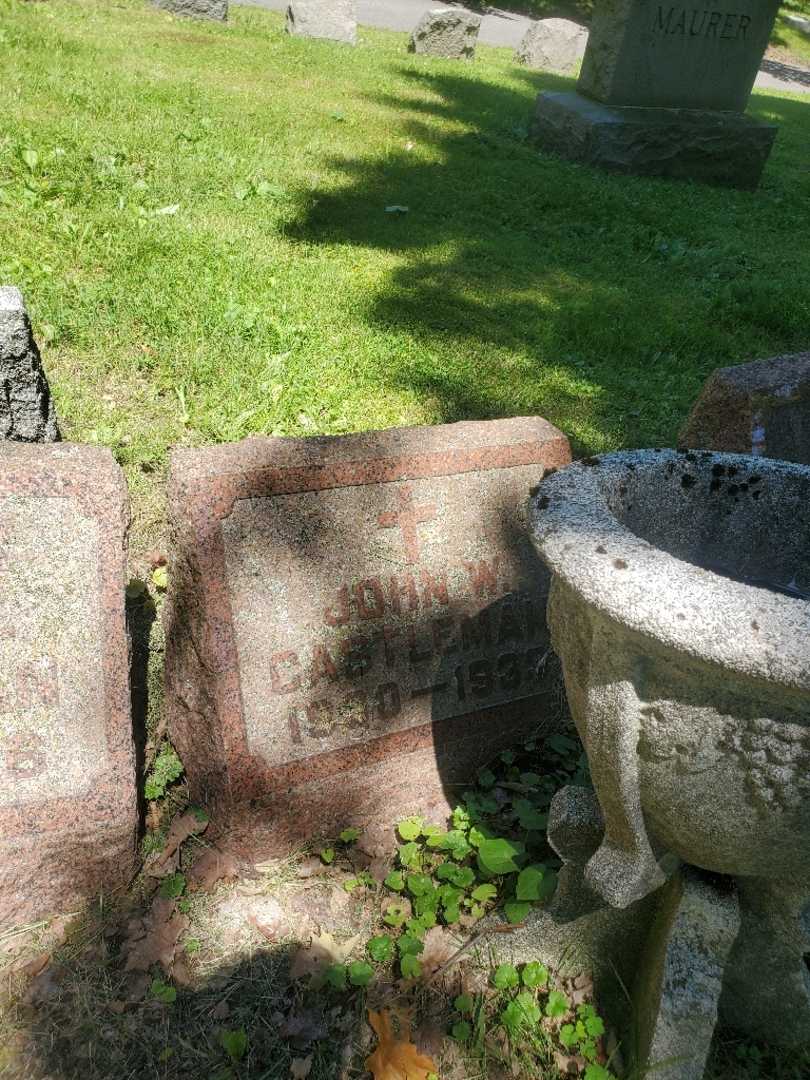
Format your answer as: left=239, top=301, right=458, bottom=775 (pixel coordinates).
left=419, top=925, right=461, bottom=981
left=144, top=810, right=208, bottom=880
left=290, top=1054, right=313, bottom=1078
left=365, top=1009, right=436, bottom=1080
left=187, top=847, right=239, bottom=892
left=12, top=951, right=50, bottom=979
left=122, top=897, right=189, bottom=974
left=158, top=810, right=209, bottom=868
left=289, top=931, right=360, bottom=984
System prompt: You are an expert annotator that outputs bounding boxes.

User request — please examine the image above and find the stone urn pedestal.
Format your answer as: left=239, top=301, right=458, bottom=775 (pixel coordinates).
left=520, top=449, right=810, bottom=1076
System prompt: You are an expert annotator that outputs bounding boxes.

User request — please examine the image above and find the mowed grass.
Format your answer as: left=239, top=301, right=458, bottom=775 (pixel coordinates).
left=2, top=1, right=810, bottom=553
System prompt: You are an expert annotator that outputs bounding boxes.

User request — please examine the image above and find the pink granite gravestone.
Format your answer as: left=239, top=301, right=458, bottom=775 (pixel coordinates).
left=165, top=418, right=571, bottom=856
left=0, top=444, right=137, bottom=929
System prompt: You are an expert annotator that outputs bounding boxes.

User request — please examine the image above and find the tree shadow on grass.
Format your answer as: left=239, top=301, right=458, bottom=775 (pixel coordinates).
left=287, top=65, right=810, bottom=452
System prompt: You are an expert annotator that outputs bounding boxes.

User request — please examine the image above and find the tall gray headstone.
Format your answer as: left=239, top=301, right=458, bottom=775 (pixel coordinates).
left=531, top=0, right=781, bottom=188
left=0, top=287, right=59, bottom=444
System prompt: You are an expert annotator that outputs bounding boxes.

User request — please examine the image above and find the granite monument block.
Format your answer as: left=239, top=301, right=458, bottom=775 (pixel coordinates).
left=165, top=419, right=571, bottom=856
left=531, top=0, right=781, bottom=188
left=0, top=444, right=137, bottom=929
left=679, top=351, right=810, bottom=465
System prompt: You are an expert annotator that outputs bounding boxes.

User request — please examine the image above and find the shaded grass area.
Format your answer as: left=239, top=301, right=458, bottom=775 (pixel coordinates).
left=2, top=0, right=810, bottom=557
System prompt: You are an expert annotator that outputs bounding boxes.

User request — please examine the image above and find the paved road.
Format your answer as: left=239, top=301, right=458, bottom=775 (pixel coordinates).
left=242, top=0, right=532, bottom=44
left=239, top=0, right=810, bottom=94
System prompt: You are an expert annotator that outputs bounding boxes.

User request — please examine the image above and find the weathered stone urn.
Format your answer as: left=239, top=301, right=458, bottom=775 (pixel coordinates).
left=527, top=447, right=810, bottom=1071
left=530, top=449, right=810, bottom=909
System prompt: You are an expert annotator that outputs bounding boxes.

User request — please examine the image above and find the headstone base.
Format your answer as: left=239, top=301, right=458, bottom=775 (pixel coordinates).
left=531, top=91, right=777, bottom=190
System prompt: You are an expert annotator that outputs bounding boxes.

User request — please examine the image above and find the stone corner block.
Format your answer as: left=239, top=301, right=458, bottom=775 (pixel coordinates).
left=530, top=90, right=777, bottom=190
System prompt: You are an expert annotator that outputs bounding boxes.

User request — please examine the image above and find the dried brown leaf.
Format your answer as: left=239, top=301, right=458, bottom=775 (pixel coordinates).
left=144, top=847, right=179, bottom=880
left=413, top=1017, right=444, bottom=1060
left=296, top=856, right=330, bottom=879
left=171, top=957, right=193, bottom=987
left=289, top=931, right=359, bottom=983
left=125, top=972, right=151, bottom=1003
left=365, top=1009, right=436, bottom=1080
left=17, top=952, right=50, bottom=979
left=187, top=847, right=239, bottom=892
left=290, top=1055, right=313, bottom=1078
left=158, top=810, right=209, bottom=868
left=24, top=965, right=60, bottom=1003
left=357, top=824, right=395, bottom=859
left=420, top=926, right=459, bottom=980
left=122, top=897, right=188, bottom=973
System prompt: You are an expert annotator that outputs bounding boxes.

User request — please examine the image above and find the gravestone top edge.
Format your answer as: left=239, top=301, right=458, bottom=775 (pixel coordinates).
left=169, top=417, right=569, bottom=485
left=705, top=352, right=810, bottom=394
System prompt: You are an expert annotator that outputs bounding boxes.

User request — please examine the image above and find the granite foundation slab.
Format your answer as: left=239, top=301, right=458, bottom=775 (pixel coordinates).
left=531, top=90, right=777, bottom=189
left=0, top=443, right=137, bottom=929
left=164, top=418, right=570, bottom=857
left=679, top=351, right=810, bottom=464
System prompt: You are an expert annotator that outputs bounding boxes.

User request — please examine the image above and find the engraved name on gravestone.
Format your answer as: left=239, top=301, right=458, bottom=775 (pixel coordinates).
left=165, top=419, right=571, bottom=851
left=579, top=0, right=781, bottom=111
left=225, top=469, right=553, bottom=764
left=0, top=444, right=136, bottom=928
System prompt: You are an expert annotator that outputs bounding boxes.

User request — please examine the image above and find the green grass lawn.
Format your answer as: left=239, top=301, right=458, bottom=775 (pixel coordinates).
left=2, top=0, right=810, bottom=558
left=2, top=6, right=810, bottom=1078
left=771, top=0, right=810, bottom=65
